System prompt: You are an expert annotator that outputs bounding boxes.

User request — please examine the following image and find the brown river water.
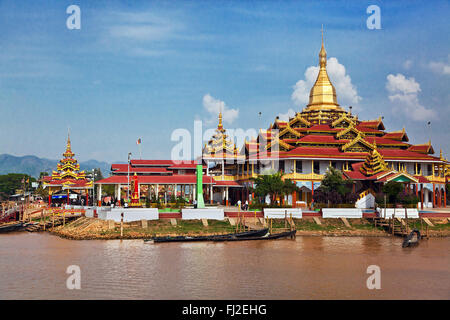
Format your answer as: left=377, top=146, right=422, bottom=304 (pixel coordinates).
left=0, top=232, right=448, bottom=300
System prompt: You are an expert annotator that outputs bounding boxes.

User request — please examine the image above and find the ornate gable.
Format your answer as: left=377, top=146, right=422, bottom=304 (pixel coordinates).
left=289, top=113, right=311, bottom=128
left=331, top=114, right=355, bottom=128
left=336, top=125, right=364, bottom=140
left=341, top=133, right=374, bottom=153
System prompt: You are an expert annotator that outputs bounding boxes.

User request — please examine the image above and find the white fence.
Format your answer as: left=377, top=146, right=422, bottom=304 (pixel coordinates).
left=263, top=208, right=302, bottom=219
left=322, top=208, right=363, bottom=218
left=97, top=208, right=159, bottom=222
left=377, top=208, right=419, bottom=218
left=182, top=208, right=224, bottom=220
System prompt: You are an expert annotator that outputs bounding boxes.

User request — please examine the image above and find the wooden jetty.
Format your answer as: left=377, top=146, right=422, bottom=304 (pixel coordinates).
left=371, top=213, right=429, bottom=240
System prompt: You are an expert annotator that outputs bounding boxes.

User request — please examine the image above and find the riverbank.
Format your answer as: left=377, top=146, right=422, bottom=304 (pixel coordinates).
left=48, top=217, right=450, bottom=240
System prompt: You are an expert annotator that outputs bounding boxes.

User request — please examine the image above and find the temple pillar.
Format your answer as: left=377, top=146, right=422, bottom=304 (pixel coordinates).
left=222, top=160, right=225, bottom=179
left=117, top=185, right=121, bottom=201
left=67, top=189, right=70, bottom=205
left=97, top=184, right=102, bottom=206
left=226, top=187, right=229, bottom=206
left=86, top=189, right=89, bottom=207
left=420, top=184, right=424, bottom=210
left=292, top=191, right=297, bottom=208
left=210, top=185, right=213, bottom=204
left=432, top=183, right=436, bottom=208
left=444, top=185, right=447, bottom=208
left=311, top=181, right=315, bottom=204
left=206, top=160, right=209, bottom=176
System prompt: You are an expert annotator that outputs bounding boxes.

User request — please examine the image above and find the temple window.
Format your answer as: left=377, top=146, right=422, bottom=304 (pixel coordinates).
left=313, top=161, right=320, bottom=174
left=296, top=160, right=303, bottom=173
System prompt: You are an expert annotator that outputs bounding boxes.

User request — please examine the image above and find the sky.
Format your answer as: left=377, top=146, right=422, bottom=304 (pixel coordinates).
left=0, top=0, right=449, bottom=163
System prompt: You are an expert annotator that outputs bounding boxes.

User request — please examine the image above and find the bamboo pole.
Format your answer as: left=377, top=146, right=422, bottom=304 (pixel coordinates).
left=284, top=210, right=287, bottom=230
left=120, top=212, right=124, bottom=238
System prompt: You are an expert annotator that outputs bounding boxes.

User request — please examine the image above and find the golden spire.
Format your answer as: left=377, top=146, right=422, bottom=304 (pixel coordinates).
left=218, top=112, right=223, bottom=130
left=66, top=127, right=72, bottom=152
left=305, top=27, right=341, bottom=111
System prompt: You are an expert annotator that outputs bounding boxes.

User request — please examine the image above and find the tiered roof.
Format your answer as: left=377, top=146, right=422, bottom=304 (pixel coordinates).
left=43, top=133, right=93, bottom=190
left=203, top=113, right=241, bottom=160
left=359, top=142, right=388, bottom=176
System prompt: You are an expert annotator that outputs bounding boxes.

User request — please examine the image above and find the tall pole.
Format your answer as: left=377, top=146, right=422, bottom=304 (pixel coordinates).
left=127, top=152, right=132, bottom=202
left=92, top=169, right=95, bottom=207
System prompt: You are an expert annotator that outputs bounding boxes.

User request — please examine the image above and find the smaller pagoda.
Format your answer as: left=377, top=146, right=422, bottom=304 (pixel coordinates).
left=359, top=142, right=388, bottom=176
left=42, top=132, right=93, bottom=206
left=203, top=112, right=239, bottom=158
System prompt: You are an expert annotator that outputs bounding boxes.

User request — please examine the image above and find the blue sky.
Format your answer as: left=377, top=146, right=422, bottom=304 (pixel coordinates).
left=0, top=0, right=449, bottom=163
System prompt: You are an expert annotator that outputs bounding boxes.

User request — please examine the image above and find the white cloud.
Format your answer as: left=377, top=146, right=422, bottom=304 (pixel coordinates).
left=386, top=73, right=437, bottom=121
left=429, top=55, right=450, bottom=75
left=203, top=94, right=239, bottom=125
left=291, top=57, right=361, bottom=108
left=277, top=108, right=296, bottom=121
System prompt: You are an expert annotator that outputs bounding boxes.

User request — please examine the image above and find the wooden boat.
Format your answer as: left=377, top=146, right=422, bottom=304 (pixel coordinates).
left=0, top=222, right=23, bottom=233
left=146, top=228, right=269, bottom=243
left=402, top=229, right=421, bottom=248
left=211, top=230, right=296, bottom=242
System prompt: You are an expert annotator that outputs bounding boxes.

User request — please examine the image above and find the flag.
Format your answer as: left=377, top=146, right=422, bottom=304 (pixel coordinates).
left=26, top=178, right=29, bottom=184
left=136, top=138, right=141, bottom=145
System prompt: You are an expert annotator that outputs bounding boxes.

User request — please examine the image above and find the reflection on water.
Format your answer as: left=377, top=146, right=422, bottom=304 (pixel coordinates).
left=0, top=233, right=448, bottom=299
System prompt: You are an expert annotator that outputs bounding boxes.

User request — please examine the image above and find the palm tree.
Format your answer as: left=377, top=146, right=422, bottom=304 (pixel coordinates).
left=252, top=172, right=299, bottom=205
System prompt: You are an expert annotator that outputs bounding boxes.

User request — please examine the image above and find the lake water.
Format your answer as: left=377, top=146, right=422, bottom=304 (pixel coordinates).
left=0, top=232, right=448, bottom=299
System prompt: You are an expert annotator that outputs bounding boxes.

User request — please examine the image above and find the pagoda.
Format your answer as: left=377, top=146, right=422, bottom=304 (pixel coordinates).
left=202, top=30, right=448, bottom=209
left=42, top=132, right=93, bottom=206
left=359, top=142, right=388, bottom=176
left=203, top=112, right=239, bottom=159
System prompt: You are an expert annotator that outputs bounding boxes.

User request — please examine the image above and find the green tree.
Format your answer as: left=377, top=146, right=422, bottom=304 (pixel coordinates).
left=319, top=166, right=352, bottom=195
left=251, top=172, right=299, bottom=205
left=0, top=173, right=34, bottom=200
left=382, top=181, right=403, bottom=204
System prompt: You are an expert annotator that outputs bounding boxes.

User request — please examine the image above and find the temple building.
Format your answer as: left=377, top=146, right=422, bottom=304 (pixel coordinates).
left=42, top=133, right=93, bottom=206
left=202, top=34, right=448, bottom=208
left=94, top=160, right=224, bottom=205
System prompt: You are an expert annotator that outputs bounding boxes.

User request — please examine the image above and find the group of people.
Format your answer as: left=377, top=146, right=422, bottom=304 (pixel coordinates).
left=237, top=200, right=249, bottom=211
left=101, top=197, right=126, bottom=208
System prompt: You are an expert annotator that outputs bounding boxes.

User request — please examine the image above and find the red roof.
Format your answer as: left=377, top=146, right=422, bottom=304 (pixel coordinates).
left=407, top=144, right=434, bottom=154
left=297, top=135, right=345, bottom=144
left=378, top=149, right=439, bottom=161
left=130, top=160, right=199, bottom=166
left=364, top=136, right=408, bottom=146
left=355, top=125, right=383, bottom=134
left=214, top=180, right=243, bottom=187
left=95, top=175, right=215, bottom=185
left=383, top=131, right=409, bottom=142
left=44, top=178, right=92, bottom=188
left=111, top=164, right=169, bottom=173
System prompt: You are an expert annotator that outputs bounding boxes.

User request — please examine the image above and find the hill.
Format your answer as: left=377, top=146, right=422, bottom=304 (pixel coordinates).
left=0, top=154, right=111, bottom=178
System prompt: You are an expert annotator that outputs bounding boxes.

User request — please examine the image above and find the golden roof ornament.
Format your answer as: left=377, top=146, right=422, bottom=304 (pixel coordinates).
left=305, top=26, right=342, bottom=112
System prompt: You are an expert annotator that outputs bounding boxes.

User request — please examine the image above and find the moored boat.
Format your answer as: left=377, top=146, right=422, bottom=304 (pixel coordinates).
left=0, top=222, right=24, bottom=233
left=146, top=228, right=269, bottom=243
left=402, top=229, right=421, bottom=247
left=211, top=230, right=296, bottom=242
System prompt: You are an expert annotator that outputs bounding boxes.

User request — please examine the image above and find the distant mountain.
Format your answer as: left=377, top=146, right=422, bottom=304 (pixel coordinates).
left=0, top=154, right=111, bottom=178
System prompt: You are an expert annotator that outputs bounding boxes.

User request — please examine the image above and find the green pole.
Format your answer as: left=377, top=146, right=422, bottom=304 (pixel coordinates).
left=196, top=164, right=205, bottom=208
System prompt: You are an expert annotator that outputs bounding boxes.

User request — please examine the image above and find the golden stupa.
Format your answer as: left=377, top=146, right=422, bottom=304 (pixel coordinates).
left=300, top=28, right=350, bottom=124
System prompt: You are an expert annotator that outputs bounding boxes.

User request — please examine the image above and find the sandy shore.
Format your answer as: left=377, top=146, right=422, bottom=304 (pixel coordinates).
left=46, top=216, right=450, bottom=240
